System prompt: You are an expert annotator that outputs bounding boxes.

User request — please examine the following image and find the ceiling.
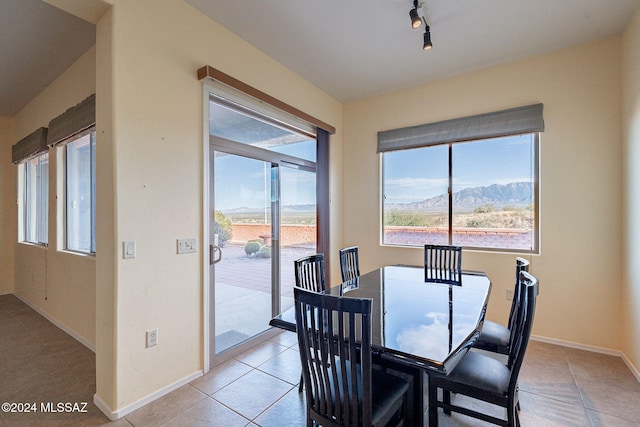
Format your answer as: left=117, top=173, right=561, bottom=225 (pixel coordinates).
left=186, top=0, right=640, bottom=102
left=0, top=0, right=95, bottom=117
left=2, top=0, right=640, bottom=117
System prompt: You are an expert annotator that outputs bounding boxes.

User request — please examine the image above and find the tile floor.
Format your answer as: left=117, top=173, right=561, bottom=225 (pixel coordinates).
left=1, top=293, right=639, bottom=426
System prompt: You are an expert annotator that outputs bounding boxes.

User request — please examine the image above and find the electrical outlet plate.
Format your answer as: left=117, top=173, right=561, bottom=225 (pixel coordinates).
left=123, top=241, right=136, bottom=259
left=177, top=238, right=197, bottom=254
left=146, top=329, right=158, bottom=348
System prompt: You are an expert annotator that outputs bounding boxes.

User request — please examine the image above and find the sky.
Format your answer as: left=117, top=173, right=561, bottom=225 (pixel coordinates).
left=383, top=134, right=535, bottom=204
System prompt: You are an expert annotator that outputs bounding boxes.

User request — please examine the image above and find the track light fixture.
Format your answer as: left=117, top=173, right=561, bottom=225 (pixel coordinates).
left=410, top=0, right=421, bottom=29
left=409, top=1, right=433, bottom=50
left=423, top=19, right=432, bottom=50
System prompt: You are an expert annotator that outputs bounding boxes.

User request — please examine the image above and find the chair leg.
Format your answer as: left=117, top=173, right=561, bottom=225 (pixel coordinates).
left=299, top=373, right=304, bottom=392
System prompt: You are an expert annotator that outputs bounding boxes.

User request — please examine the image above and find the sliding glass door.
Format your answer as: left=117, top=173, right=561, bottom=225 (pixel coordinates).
left=208, top=92, right=317, bottom=357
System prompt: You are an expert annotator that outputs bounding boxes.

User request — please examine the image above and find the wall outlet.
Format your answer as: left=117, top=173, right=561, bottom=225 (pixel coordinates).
left=146, top=329, right=158, bottom=348
left=506, top=289, right=514, bottom=301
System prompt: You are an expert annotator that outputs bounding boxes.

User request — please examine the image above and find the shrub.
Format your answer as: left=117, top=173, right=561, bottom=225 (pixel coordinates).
left=214, top=211, right=233, bottom=247
left=258, top=245, right=271, bottom=258
left=473, top=204, right=495, bottom=214
left=244, top=239, right=263, bottom=256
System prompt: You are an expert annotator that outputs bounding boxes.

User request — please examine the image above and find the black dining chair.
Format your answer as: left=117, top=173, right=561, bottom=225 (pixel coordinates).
left=294, top=253, right=326, bottom=293
left=339, top=246, right=360, bottom=282
left=424, top=244, right=462, bottom=285
left=294, top=287, right=410, bottom=427
left=473, top=257, right=530, bottom=355
left=428, top=270, right=539, bottom=427
left=293, top=253, right=327, bottom=392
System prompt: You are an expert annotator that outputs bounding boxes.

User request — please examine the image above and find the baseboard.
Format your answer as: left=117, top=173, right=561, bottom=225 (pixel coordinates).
left=0, top=291, right=13, bottom=296
left=531, top=334, right=640, bottom=383
left=13, top=293, right=96, bottom=352
left=94, top=370, right=203, bottom=420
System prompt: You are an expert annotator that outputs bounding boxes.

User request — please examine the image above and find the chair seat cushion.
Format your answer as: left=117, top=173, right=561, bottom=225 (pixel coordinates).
left=371, top=369, right=410, bottom=426
left=476, top=320, right=510, bottom=349
left=446, top=351, right=510, bottom=396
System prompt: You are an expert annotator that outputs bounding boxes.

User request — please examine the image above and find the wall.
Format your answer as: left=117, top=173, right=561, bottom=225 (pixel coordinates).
left=622, top=8, right=640, bottom=377
left=94, top=0, right=343, bottom=415
left=11, top=46, right=97, bottom=347
left=0, top=116, right=14, bottom=294
left=343, top=36, right=623, bottom=351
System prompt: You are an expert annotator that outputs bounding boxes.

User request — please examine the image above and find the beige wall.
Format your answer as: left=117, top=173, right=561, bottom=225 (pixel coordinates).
left=94, top=0, right=343, bottom=414
left=11, top=46, right=97, bottom=347
left=0, top=116, right=14, bottom=294
left=622, top=8, right=640, bottom=376
left=344, top=36, right=623, bottom=352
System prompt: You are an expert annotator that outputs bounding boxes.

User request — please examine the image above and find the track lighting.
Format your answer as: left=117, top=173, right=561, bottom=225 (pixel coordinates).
left=410, top=1, right=421, bottom=29
left=423, top=27, right=432, bottom=50
left=423, top=19, right=432, bottom=50
left=410, top=1, right=433, bottom=51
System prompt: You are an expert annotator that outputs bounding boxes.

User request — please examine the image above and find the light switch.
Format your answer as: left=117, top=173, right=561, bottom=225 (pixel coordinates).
left=177, top=238, right=197, bottom=254
left=123, top=241, right=136, bottom=259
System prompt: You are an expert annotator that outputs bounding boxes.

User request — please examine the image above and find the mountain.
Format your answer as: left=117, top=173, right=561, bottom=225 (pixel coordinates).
left=388, top=182, right=533, bottom=212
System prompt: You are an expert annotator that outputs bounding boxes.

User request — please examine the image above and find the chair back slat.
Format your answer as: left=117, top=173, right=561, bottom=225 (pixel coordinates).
left=294, top=254, right=326, bottom=293
left=508, top=271, right=539, bottom=389
left=506, top=257, right=530, bottom=340
left=295, top=287, right=372, bottom=427
left=424, top=244, right=462, bottom=285
left=339, top=246, right=360, bottom=282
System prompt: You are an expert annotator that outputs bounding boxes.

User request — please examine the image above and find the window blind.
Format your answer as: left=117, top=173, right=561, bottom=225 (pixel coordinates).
left=377, top=103, right=544, bottom=153
left=47, top=93, right=96, bottom=146
left=12, top=127, right=48, bottom=164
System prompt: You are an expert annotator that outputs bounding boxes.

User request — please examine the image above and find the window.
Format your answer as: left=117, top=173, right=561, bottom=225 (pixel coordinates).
left=64, top=130, right=96, bottom=254
left=23, top=152, right=49, bottom=245
left=378, top=104, right=543, bottom=253
left=382, top=134, right=538, bottom=252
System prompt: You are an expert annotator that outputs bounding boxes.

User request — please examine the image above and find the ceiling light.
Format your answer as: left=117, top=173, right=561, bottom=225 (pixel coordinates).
left=423, top=23, right=433, bottom=50
left=410, top=0, right=422, bottom=29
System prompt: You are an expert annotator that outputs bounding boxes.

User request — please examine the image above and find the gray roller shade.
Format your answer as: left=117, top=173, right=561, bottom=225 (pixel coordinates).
left=47, top=93, right=96, bottom=146
left=377, top=103, right=544, bottom=153
left=12, top=127, right=48, bottom=164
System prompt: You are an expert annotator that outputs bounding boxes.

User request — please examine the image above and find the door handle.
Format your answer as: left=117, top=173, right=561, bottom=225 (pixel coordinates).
left=210, top=245, right=222, bottom=265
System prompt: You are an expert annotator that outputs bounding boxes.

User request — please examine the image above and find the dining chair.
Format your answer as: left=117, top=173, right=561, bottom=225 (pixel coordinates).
left=339, top=246, right=360, bottom=282
left=473, top=257, right=530, bottom=355
left=428, top=270, right=539, bottom=427
left=294, top=253, right=326, bottom=293
left=293, top=253, right=327, bottom=392
left=294, top=287, right=410, bottom=427
left=424, top=244, right=462, bottom=285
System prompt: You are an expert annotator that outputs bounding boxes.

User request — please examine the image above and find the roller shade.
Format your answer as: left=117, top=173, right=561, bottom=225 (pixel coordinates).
left=377, top=103, right=544, bottom=153
left=12, top=127, right=48, bottom=164
left=47, top=93, right=96, bottom=146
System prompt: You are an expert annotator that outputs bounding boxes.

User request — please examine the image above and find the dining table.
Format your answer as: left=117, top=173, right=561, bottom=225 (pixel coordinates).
left=269, top=264, right=492, bottom=426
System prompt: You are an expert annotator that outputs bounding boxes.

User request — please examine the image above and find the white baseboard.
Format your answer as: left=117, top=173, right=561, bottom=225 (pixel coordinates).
left=13, top=293, right=95, bottom=352
left=94, top=370, right=203, bottom=421
left=531, top=334, right=640, bottom=383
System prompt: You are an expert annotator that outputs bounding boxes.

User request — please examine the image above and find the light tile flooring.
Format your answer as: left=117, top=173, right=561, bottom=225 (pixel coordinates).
left=1, top=293, right=639, bottom=426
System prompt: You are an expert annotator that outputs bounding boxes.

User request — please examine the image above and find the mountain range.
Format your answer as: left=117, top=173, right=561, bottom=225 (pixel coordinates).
left=387, top=182, right=533, bottom=212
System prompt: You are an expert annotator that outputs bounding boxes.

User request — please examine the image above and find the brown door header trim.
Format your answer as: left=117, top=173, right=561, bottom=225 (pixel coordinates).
left=198, top=65, right=336, bottom=135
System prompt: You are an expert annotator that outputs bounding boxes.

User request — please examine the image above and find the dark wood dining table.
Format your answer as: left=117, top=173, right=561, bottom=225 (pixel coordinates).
left=269, top=264, right=492, bottom=426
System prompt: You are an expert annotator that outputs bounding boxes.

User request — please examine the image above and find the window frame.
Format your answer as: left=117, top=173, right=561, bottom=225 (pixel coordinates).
left=21, top=151, right=50, bottom=246
left=60, top=127, right=97, bottom=255
left=381, top=132, right=540, bottom=254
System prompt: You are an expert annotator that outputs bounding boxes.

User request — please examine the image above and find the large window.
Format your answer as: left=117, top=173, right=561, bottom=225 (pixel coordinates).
left=382, top=134, right=538, bottom=252
left=378, top=104, right=543, bottom=253
left=64, top=130, right=96, bottom=254
left=23, top=152, right=49, bottom=245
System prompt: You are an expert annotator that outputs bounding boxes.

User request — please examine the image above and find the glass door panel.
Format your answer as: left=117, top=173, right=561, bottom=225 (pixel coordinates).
left=213, top=152, right=273, bottom=354
left=279, top=166, right=316, bottom=313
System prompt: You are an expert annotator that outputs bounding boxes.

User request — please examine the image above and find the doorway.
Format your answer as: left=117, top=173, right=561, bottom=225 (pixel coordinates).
left=207, top=90, right=318, bottom=361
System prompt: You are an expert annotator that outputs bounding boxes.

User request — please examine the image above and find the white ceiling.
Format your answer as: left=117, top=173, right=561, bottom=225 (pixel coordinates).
left=2, top=0, right=639, bottom=117
left=186, top=0, right=640, bottom=102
